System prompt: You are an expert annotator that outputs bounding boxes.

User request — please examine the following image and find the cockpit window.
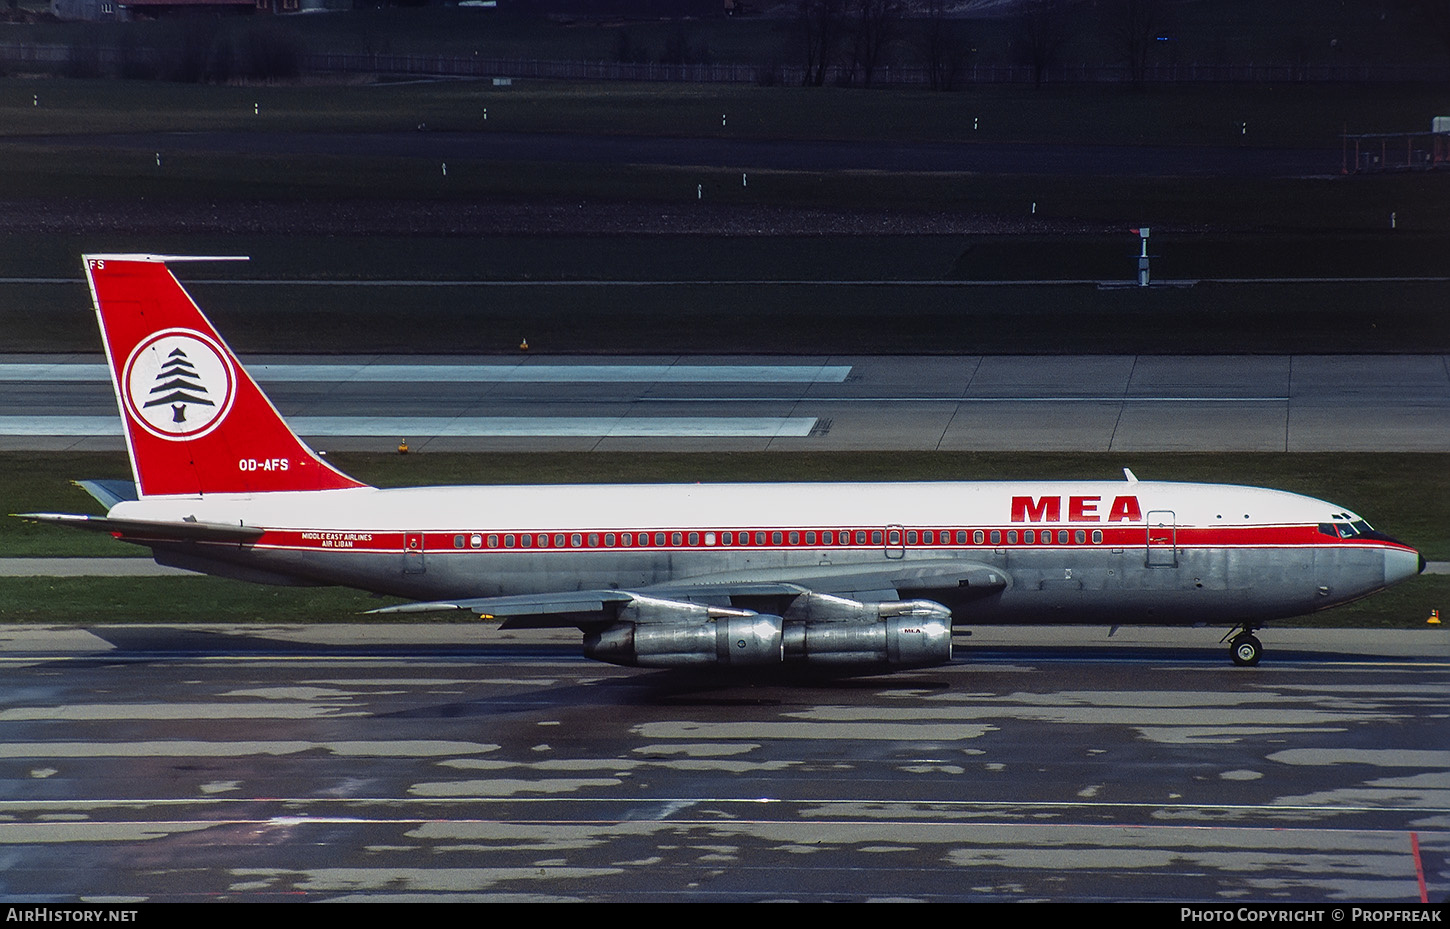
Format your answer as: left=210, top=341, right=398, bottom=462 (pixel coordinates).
left=1320, top=520, right=1370, bottom=539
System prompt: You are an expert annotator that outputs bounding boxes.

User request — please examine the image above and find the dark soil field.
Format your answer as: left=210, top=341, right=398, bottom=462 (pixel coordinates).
left=0, top=73, right=1443, bottom=354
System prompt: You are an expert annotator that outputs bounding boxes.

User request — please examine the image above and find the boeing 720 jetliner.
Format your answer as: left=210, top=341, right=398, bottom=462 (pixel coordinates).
left=19, top=255, right=1425, bottom=670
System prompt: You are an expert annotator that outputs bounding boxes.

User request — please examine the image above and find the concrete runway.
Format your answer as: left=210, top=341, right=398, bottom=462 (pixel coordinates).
left=0, top=623, right=1445, bottom=903
left=4, top=353, right=1449, bottom=452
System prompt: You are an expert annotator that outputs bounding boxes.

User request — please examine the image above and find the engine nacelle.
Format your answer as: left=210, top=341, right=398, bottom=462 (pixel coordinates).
left=784, top=602, right=953, bottom=669
left=582, top=597, right=952, bottom=670
left=584, top=613, right=784, bottom=667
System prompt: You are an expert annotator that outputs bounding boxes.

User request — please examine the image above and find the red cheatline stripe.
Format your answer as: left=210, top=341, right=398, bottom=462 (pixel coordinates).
left=127, top=523, right=1412, bottom=556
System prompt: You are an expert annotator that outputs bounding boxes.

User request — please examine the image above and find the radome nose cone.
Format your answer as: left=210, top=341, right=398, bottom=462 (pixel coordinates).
left=1386, top=547, right=1424, bottom=585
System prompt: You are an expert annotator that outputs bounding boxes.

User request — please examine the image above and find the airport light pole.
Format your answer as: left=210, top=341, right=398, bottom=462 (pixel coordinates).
left=1133, top=227, right=1151, bottom=286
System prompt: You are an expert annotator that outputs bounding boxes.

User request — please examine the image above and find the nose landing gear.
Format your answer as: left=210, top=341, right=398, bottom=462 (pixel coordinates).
left=1222, top=626, right=1263, bottom=666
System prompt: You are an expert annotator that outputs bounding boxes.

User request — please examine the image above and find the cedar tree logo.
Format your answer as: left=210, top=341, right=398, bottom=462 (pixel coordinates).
left=122, top=329, right=236, bottom=441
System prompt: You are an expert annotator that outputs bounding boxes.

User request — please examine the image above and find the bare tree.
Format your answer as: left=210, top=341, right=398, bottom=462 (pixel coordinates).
left=918, top=0, right=967, bottom=91
left=846, top=0, right=905, bottom=87
left=794, top=0, right=850, bottom=86
left=1111, top=0, right=1162, bottom=86
left=1014, top=0, right=1066, bottom=88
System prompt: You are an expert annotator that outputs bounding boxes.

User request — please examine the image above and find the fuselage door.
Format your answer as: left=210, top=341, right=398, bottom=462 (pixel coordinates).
left=1145, top=510, right=1177, bottom=567
left=404, top=531, right=426, bottom=574
left=885, top=524, right=905, bottom=559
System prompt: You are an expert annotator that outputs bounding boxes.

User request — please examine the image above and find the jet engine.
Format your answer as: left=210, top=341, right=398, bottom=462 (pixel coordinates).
left=582, top=596, right=952, bottom=669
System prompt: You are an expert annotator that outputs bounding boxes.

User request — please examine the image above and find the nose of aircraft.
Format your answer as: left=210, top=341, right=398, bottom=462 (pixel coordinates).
left=1385, top=546, right=1425, bottom=585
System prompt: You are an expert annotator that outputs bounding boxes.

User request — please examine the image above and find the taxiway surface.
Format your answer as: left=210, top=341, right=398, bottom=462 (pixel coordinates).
left=0, top=624, right=1445, bottom=902
left=5, top=353, right=1449, bottom=452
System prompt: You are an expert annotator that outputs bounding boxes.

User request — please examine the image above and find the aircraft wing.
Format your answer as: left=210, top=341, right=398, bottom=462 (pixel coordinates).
left=370, top=560, right=1008, bottom=629
left=644, top=560, right=1007, bottom=604
left=13, top=512, right=265, bottom=544
left=371, top=589, right=639, bottom=628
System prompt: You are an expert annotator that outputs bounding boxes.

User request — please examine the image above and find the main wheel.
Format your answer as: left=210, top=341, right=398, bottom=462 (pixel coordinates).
left=1231, top=633, right=1262, bottom=667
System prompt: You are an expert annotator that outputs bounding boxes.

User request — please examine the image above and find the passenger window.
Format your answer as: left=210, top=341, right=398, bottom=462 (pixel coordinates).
left=1075, top=530, right=1086, bottom=544
left=990, top=530, right=1000, bottom=545
left=470, top=533, right=483, bottom=549
left=454, top=534, right=465, bottom=549
left=1007, top=530, right=1018, bottom=544
left=671, top=532, right=682, bottom=546
left=1092, top=530, right=1102, bottom=544
left=973, top=530, right=984, bottom=544
left=1024, top=530, right=1034, bottom=544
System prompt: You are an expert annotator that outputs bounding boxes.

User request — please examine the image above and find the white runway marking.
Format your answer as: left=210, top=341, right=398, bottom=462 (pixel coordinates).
left=0, top=416, right=818, bottom=438
left=0, top=362, right=852, bottom=384
left=646, top=396, right=1293, bottom=403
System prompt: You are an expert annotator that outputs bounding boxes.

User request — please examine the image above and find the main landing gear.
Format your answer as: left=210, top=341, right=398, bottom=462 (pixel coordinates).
left=1222, top=625, right=1263, bottom=666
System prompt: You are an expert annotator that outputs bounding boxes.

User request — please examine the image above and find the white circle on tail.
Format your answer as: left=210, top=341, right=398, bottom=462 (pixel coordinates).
left=121, top=329, right=237, bottom=441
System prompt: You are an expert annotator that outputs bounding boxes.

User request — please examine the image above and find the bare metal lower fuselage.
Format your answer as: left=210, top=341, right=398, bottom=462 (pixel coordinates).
left=149, top=535, right=1404, bottom=627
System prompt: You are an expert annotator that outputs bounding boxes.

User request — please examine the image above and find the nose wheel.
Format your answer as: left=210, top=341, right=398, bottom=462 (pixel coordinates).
left=1228, top=630, right=1262, bottom=667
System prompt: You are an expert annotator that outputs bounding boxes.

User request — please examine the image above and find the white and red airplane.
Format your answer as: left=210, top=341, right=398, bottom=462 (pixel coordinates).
left=20, top=255, right=1425, bottom=670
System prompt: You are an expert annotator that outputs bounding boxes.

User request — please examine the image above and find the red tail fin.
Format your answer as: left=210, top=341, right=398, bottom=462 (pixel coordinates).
left=85, top=255, right=369, bottom=498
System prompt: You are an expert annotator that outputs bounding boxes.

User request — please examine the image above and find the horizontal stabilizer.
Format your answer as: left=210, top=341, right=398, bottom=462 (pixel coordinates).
left=13, top=512, right=264, bottom=544
left=73, top=479, right=139, bottom=510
